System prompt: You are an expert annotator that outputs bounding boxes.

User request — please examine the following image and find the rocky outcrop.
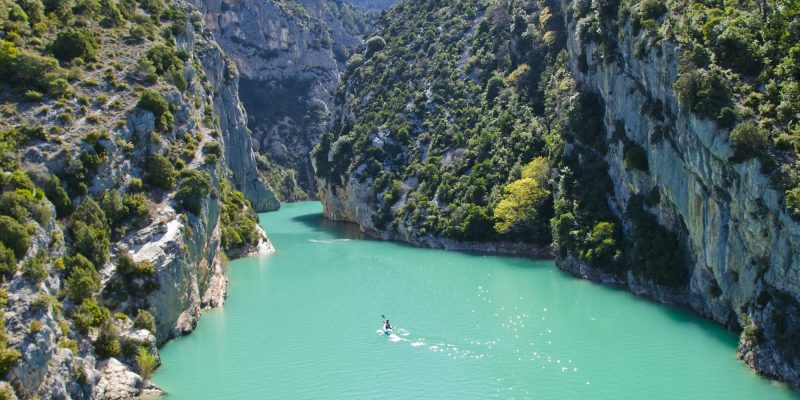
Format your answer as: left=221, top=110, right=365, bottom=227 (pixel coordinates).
left=560, top=0, right=800, bottom=387
left=191, top=0, right=367, bottom=198
left=2, top=0, right=278, bottom=398
left=192, top=28, right=280, bottom=212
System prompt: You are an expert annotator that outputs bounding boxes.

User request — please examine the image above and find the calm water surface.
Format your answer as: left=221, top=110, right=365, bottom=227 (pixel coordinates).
left=154, top=202, right=799, bottom=399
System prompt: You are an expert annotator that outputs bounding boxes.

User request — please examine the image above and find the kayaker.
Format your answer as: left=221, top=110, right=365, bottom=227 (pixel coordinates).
left=383, top=319, right=392, bottom=331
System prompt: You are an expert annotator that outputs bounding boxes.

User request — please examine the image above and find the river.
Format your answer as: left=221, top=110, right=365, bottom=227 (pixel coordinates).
left=153, top=202, right=799, bottom=399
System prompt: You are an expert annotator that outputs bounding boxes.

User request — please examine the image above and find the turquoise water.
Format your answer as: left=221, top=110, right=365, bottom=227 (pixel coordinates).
left=153, top=202, right=799, bottom=399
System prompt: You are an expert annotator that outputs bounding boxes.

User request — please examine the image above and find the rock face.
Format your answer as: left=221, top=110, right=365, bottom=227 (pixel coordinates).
left=560, top=2, right=800, bottom=386
left=1, top=1, right=277, bottom=398
left=191, top=0, right=368, bottom=199
left=195, top=28, right=281, bottom=212
left=316, top=0, right=800, bottom=388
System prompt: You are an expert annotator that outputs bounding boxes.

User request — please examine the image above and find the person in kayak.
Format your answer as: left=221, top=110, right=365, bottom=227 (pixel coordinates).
left=383, top=319, right=392, bottom=331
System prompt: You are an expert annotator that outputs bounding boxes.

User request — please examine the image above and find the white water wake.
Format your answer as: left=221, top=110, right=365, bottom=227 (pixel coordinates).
left=308, top=239, right=352, bottom=244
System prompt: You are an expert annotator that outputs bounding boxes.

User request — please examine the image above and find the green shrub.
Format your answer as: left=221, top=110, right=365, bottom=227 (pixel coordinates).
left=785, top=186, right=800, bottom=220
left=133, top=309, right=156, bottom=334
left=136, top=90, right=173, bottom=131
left=50, top=28, right=99, bottom=62
left=623, top=139, right=649, bottom=171
left=71, top=198, right=110, bottom=268
left=712, top=24, right=762, bottom=76
left=44, top=175, right=72, bottom=218
left=0, top=243, right=16, bottom=279
left=29, top=320, right=43, bottom=334
left=65, top=254, right=101, bottom=303
left=144, top=44, right=182, bottom=75
left=729, top=120, right=769, bottom=161
left=71, top=298, right=109, bottom=334
left=365, top=36, right=386, bottom=57
left=94, top=321, right=120, bottom=359
left=486, top=75, right=505, bottom=104
left=21, top=250, right=48, bottom=283
left=117, top=253, right=155, bottom=277
left=220, top=181, right=259, bottom=250
left=626, top=196, right=688, bottom=287
left=175, top=170, right=211, bottom=214
left=674, top=68, right=732, bottom=119
left=0, top=347, right=20, bottom=376
left=136, top=347, right=157, bottom=380
left=0, top=215, right=31, bottom=259
left=143, top=153, right=177, bottom=190
left=637, top=0, right=667, bottom=21
left=58, top=338, right=79, bottom=355
left=581, top=222, right=622, bottom=265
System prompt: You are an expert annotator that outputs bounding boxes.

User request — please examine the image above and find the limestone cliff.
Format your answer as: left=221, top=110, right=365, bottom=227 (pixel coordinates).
left=560, top=0, right=800, bottom=387
left=0, top=0, right=276, bottom=398
left=315, top=0, right=800, bottom=388
left=192, top=0, right=369, bottom=200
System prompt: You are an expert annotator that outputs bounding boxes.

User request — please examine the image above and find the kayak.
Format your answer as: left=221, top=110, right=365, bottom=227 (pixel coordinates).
left=383, top=327, right=393, bottom=335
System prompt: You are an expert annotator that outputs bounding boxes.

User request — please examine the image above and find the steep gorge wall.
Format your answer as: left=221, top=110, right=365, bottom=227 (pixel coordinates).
left=560, top=2, right=800, bottom=386
left=1, top=1, right=276, bottom=398
left=316, top=0, right=800, bottom=387
left=192, top=0, right=367, bottom=200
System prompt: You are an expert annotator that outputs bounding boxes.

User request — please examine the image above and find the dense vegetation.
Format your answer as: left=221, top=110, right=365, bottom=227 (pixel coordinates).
left=0, top=0, right=265, bottom=392
left=571, top=0, right=800, bottom=218
left=316, top=0, right=697, bottom=286
left=316, top=0, right=567, bottom=244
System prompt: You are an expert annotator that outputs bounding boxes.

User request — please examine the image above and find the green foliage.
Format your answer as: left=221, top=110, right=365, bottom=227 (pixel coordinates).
left=65, top=254, right=101, bottom=304
left=143, top=153, right=177, bottom=190
left=365, top=35, right=386, bottom=57
left=581, top=222, right=622, bottom=265
left=94, top=321, right=120, bottom=359
left=729, top=120, right=769, bottom=162
left=220, top=180, right=259, bottom=250
left=0, top=243, right=16, bottom=279
left=0, top=317, right=20, bottom=376
left=625, top=196, right=688, bottom=287
left=71, top=298, right=109, bottom=334
left=637, top=0, right=667, bottom=21
left=21, top=249, right=48, bottom=283
left=99, top=189, right=148, bottom=233
left=144, top=44, right=183, bottom=75
left=0, top=215, right=30, bottom=259
left=494, top=157, right=551, bottom=235
left=136, top=347, right=157, bottom=380
left=117, top=253, right=154, bottom=277
left=44, top=175, right=72, bottom=218
left=50, top=28, right=99, bottom=62
left=0, top=39, right=70, bottom=95
left=175, top=169, right=211, bottom=215
left=622, top=139, right=649, bottom=171
left=787, top=186, right=800, bottom=220
left=673, top=68, right=732, bottom=120
left=136, top=90, right=173, bottom=131
left=70, top=198, right=110, bottom=268
left=133, top=309, right=156, bottom=334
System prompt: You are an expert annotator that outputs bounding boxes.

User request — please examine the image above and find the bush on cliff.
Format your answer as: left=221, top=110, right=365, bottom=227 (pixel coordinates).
left=674, top=68, right=732, bottom=120
left=175, top=169, right=211, bottom=215
left=143, top=153, right=177, bottom=190
left=50, top=28, right=99, bottom=62
left=94, top=321, right=121, bottom=359
left=0, top=215, right=31, bottom=259
left=65, top=254, right=101, bottom=304
left=137, top=90, right=173, bottom=131
left=133, top=309, right=156, bottom=335
left=729, top=120, right=769, bottom=162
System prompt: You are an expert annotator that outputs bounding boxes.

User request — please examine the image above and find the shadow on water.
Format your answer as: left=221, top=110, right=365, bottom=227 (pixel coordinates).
left=291, top=212, right=368, bottom=240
